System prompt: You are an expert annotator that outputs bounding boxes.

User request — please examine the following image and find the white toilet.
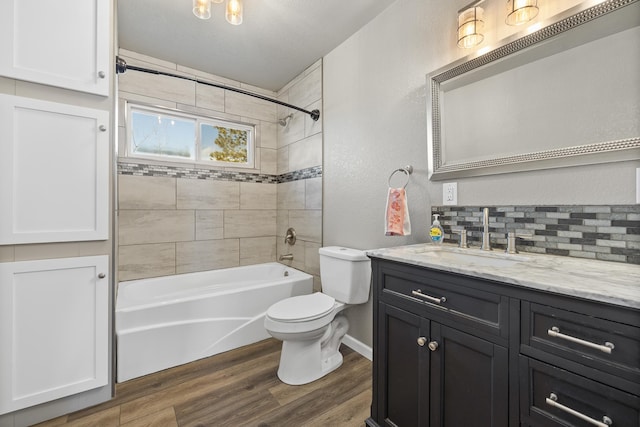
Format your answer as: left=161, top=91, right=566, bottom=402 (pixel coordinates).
left=264, top=246, right=371, bottom=385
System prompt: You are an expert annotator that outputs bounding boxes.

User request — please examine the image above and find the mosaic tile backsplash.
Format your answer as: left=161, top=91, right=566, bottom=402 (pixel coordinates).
left=432, top=205, right=640, bottom=265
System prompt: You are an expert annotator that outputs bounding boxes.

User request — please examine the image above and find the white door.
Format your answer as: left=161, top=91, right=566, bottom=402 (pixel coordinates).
left=0, top=0, right=111, bottom=96
left=0, top=94, right=109, bottom=244
left=0, top=256, right=109, bottom=415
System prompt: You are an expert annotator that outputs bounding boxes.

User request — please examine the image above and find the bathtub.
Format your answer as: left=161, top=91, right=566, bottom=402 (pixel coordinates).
left=116, top=262, right=313, bottom=382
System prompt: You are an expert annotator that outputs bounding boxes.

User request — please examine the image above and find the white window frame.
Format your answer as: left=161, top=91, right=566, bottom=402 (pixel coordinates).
left=124, top=103, right=255, bottom=168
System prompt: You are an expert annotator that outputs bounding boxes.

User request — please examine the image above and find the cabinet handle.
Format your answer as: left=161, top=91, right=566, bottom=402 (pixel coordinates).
left=98, top=273, right=106, bottom=279
left=98, top=71, right=106, bottom=78
left=545, top=393, right=613, bottom=427
left=417, top=337, right=427, bottom=347
left=547, top=326, right=614, bottom=354
left=428, top=341, right=439, bottom=351
left=99, top=125, right=107, bottom=132
left=411, top=290, right=446, bottom=304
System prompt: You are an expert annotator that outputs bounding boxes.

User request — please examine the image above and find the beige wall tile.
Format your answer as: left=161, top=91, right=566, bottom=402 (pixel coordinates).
left=0, top=246, right=15, bottom=263
left=224, top=210, right=276, bottom=238
left=260, top=148, right=277, bottom=175
left=277, top=240, right=305, bottom=271
left=289, top=133, right=322, bottom=171
left=177, top=179, right=240, bottom=209
left=118, top=71, right=195, bottom=105
left=118, top=243, right=176, bottom=281
left=289, top=210, right=322, bottom=243
left=241, top=182, right=276, bottom=210
left=289, top=66, right=322, bottom=109
left=305, top=177, right=322, bottom=210
left=196, top=210, right=224, bottom=240
left=260, top=121, right=277, bottom=149
left=277, top=181, right=305, bottom=210
left=276, top=210, right=288, bottom=238
left=304, top=241, right=322, bottom=276
left=119, top=175, right=176, bottom=209
left=277, top=147, right=289, bottom=175
left=225, top=91, right=276, bottom=122
left=195, top=84, right=225, bottom=112
left=119, top=210, right=195, bottom=245
left=176, top=239, right=239, bottom=273
left=240, top=237, right=277, bottom=265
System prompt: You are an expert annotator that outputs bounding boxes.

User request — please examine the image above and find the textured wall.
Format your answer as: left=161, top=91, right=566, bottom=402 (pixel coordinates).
left=323, top=0, right=640, bottom=347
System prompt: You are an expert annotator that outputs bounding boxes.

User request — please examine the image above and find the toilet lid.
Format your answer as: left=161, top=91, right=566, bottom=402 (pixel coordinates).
left=267, top=293, right=336, bottom=322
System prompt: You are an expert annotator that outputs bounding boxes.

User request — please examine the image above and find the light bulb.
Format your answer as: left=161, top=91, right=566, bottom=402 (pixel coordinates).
left=193, top=0, right=211, bottom=20
left=226, top=0, right=243, bottom=25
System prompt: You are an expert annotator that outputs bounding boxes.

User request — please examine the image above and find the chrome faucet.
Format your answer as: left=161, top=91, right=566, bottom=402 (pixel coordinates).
left=481, top=208, right=491, bottom=251
left=279, top=254, right=293, bottom=261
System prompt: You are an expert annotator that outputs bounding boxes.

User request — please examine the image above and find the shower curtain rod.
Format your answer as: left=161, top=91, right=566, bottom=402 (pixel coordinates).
left=115, top=56, right=320, bottom=122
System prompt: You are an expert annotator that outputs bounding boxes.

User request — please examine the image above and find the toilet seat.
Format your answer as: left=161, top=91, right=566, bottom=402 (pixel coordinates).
left=266, top=293, right=335, bottom=323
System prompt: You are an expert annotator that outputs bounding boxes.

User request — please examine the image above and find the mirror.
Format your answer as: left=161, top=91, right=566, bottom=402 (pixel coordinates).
left=427, top=1, right=640, bottom=181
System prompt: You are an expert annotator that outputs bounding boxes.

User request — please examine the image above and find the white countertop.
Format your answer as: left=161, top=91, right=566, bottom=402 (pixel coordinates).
left=366, top=244, right=640, bottom=309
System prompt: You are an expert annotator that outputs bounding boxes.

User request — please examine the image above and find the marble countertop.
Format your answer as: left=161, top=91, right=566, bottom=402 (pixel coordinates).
left=366, top=244, right=640, bottom=310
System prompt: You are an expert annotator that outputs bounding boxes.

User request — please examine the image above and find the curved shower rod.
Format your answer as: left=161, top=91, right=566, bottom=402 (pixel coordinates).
left=115, top=56, right=320, bottom=122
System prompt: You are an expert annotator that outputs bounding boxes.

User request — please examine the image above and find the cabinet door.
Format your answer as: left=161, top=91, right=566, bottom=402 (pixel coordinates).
left=429, top=323, right=509, bottom=427
left=0, top=94, right=109, bottom=244
left=0, top=256, right=109, bottom=415
left=377, top=302, right=430, bottom=427
left=0, top=0, right=111, bottom=96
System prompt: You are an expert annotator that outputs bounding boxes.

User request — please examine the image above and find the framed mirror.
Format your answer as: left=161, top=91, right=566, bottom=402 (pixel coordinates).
left=427, top=0, right=640, bottom=181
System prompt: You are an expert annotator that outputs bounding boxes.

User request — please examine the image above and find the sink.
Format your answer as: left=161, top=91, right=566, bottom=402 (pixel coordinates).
left=409, top=246, right=529, bottom=268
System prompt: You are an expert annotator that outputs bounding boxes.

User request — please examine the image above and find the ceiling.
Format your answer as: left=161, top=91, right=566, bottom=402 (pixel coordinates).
left=118, top=0, right=396, bottom=92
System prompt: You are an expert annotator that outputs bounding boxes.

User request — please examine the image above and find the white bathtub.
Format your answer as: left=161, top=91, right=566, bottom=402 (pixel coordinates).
left=116, top=263, right=313, bottom=382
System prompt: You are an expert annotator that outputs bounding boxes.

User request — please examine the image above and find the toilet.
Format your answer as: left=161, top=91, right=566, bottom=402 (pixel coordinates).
left=264, top=246, right=371, bottom=385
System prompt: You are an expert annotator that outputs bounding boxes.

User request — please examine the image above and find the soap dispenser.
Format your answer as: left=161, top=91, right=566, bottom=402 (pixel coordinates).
left=430, top=214, right=444, bottom=244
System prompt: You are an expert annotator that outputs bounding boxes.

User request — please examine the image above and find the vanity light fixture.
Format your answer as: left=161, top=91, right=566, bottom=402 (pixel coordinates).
left=226, top=0, right=243, bottom=25
left=457, top=0, right=485, bottom=49
left=506, top=0, right=539, bottom=26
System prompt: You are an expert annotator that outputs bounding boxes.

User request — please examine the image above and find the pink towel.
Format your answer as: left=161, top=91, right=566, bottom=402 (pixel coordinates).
left=385, top=188, right=411, bottom=236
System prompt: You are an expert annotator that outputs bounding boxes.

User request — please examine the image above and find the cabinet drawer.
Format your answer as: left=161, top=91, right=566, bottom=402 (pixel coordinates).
left=522, top=302, right=640, bottom=385
left=379, top=264, right=508, bottom=336
left=520, top=356, right=639, bottom=427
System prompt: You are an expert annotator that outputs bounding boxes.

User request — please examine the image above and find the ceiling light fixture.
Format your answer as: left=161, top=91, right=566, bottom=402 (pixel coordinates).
left=506, top=0, right=539, bottom=26
left=457, top=0, right=485, bottom=49
left=193, top=0, right=242, bottom=25
left=226, top=0, right=243, bottom=25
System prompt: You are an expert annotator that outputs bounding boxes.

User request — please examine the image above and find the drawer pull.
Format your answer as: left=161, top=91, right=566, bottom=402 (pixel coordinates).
left=547, top=326, right=614, bottom=354
left=546, top=393, right=613, bottom=427
left=411, top=290, right=446, bottom=304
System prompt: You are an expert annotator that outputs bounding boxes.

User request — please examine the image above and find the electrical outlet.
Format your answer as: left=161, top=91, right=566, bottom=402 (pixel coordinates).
left=443, top=182, right=457, bottom=205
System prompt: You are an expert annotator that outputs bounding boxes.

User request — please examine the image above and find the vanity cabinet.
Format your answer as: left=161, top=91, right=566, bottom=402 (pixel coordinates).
left=367, top=257, right=640, bottom=427
left=370, top=260, right=510, bottom=427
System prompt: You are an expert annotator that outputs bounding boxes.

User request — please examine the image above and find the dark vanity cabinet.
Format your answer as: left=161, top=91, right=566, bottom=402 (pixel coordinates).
left=367, top=257, right=640, bottom=427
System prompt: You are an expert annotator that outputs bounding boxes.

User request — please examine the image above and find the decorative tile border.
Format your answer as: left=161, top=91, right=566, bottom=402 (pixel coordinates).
left=117, top=162, right=322, bottom=183
left=432, top=205, right=640, bottom=265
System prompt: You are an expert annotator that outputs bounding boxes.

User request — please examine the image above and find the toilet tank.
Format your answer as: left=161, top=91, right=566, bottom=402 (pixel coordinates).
left=319, top=247, right=372, bottom=304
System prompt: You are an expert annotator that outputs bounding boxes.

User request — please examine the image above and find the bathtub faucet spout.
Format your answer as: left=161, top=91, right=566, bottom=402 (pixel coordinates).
left=279, top=254, right=294, bottom=261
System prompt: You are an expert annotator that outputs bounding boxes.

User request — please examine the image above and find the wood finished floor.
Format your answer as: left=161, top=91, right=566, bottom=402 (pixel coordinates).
left=34, top=339, right=372, bottom=427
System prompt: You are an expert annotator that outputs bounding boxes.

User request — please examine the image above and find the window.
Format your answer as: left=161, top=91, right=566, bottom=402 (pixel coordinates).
left=126, top=103, right=255, bottom=167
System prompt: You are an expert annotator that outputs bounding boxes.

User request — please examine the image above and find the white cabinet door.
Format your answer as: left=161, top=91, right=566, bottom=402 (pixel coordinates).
left=0, top=256, right=109, bottom=415
left=0, top=94, right=109, bottom=244
left=0, top=0, right=110, bottom=96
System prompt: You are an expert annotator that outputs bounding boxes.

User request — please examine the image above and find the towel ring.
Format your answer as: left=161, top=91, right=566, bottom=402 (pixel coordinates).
left=388, top=165, right=413, bottom=189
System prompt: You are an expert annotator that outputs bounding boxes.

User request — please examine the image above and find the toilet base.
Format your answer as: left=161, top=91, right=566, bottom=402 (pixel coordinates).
left=276, top=315, right=348, bottom=385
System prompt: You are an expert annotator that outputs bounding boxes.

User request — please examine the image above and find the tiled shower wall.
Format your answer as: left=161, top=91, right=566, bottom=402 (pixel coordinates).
left=432, top=205, right=640, bottom=264
left=117, top=50, right=322, bottom=283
